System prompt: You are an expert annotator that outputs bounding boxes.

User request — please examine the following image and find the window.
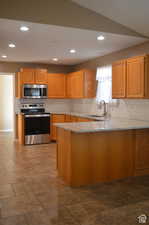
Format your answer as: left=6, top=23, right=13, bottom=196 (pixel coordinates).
left=96, top=65, right=112, bottom=103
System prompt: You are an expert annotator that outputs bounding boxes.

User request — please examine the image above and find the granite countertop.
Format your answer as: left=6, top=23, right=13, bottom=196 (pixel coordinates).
left=16, top=112, right=104, bottom=120
left=49, top=112, right=105, bottom=121
left=55, top=118, right=149, bottom=133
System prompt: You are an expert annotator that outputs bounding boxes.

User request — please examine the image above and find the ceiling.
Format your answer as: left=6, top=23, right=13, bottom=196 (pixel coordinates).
left=72, top=0, right=149, bottom=37
left=0, top=19, right=147, bottom=65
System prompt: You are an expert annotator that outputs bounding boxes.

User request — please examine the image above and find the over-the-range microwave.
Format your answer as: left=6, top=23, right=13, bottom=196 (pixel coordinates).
left=23, top=84, right=48, bottom=99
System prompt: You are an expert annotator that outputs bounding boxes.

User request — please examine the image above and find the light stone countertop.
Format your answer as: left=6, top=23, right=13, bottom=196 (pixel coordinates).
left=16, top=111, right=104, bottom=120
left=55, top=118, right=149, bottom=133
left=49, top=111, right=105, bottom=121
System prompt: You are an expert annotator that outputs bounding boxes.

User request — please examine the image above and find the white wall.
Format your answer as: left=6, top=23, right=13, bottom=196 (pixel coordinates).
left=0, top=75, right=14, bottom=131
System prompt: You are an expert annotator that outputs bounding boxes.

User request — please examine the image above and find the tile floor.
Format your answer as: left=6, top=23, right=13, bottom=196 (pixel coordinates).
left=0, top=133, right=149, bottom=224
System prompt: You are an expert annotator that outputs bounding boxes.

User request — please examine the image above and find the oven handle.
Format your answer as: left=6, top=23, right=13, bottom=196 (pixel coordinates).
left=25, top=114, right=50, bottom=118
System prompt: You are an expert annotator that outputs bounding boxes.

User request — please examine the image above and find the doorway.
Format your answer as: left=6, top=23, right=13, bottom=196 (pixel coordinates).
left=0, top=74, right=15, bottom=134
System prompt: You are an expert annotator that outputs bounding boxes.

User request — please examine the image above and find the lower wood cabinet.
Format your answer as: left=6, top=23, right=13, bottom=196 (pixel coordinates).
left=57, top=128, right=149, bottom=186
left=57, top=129, right=135, bottom=186
left=51, top=114, right=95, bottom=141
left=51, top=114, right=65, bottom=141
left=77, top=117, right=94, bottom=122
left=135, top=129, right=149, bottom=176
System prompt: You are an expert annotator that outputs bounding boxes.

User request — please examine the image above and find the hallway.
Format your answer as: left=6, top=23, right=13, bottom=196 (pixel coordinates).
left=0, top=133, right=149, bottom=225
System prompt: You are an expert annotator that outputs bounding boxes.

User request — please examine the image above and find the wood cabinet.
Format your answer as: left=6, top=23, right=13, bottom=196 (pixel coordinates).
left=77, top=117, right=94, bottom=122
left=20, top=68, right=48, bottom=84
left=112, top=60, right=126, bottom=98
left=66, top=69, right=96, bottom=99
left=65, top=115, right=72, bottom=122
left=16, top=68, right=48, bottom=98
left=135, top=129, right=149, bottom=176
left=57, top=129, right=135, bottom=187
left=51, top=114, right=96, bottom=141
left=35, top=69, right=48, bottom=84
left=70, top=116, right=78, bottom=122
left=51, top=114, right=65, bottom=141
left=70, top=71, right=84, bottom=98
left=66, top=75, right=72, bottom=98
left=17, top=114, right=24, bottom=145
left=112, top=55, right=149, bottom=99
left=48, top=74, right=66, bottom=98
left=16, top=68, right=96, bottom=99
left=20, top=68, right=35, bottom=84
left=127, top=56, right=145, bottom=98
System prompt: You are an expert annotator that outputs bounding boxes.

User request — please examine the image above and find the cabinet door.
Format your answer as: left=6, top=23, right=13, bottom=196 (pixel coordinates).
left=66, top=74, right=72, bottom=98
left=112, top=60, right=126, bottom=98
left=135, top=129, right=149, bottom=173
left=70, top=116, right=78, bottom=122
left=71, top=71, right=84, bottom=98
left=127, top=56, right=145, bottom=98
left=35, top=69, right=48, bottom=84
left=20, top=68, right=35, bottom=84
left=48, top=74, right=66, bottom=98
left=84, top=70, right=96, bottom=98
left=65, top=115, right=72, bottom=122
left=51, top=114, right=65, bottom=140
left=77, top=117, right=94, bottom=122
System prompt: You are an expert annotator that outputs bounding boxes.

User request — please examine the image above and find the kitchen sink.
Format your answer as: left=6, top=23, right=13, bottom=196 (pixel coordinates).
left=87, top=114, right=104, bottom=118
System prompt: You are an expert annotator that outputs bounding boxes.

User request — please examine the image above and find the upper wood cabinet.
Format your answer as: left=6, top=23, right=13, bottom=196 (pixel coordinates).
left=20, top=68, right=48, bottom=84
left=66, top=69, right=96, bottom=99
left=48, top=73, right=66, bottom=98
left=35, top=69, right=48, bottom=84
left=112, top=55, right=149, bottom=99
left=127, top=56, right=145, bottom=98
left=16, top=68, right=96, bottom=99
left=69, top=71, right=84, bottom=98
left=112, top=60, right=126, bottom=98
left=20, top=68, right=35, bottom=84
left=16, top=68, right=48, bottom=98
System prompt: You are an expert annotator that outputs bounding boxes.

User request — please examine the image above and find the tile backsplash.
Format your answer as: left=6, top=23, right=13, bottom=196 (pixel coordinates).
left=15, top=98, right=149, bottom=121
left=15, top=98, right=71, bottom=113
left=70, top=98, right=149, bottom=121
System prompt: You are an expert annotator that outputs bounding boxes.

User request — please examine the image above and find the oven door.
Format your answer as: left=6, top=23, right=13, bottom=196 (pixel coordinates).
left=23, top=84, right=47, bottom=99
left=24, top=114, right=50, bottom=145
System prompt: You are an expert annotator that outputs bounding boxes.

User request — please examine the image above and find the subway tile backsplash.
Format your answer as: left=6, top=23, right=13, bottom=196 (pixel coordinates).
left=70, top=98, right=149, bottom=121
left=15, top=98, right=149, bottom=121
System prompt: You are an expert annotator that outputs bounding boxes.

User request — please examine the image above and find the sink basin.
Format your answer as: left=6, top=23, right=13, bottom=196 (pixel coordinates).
left=88, top=114, right=104, bottom=118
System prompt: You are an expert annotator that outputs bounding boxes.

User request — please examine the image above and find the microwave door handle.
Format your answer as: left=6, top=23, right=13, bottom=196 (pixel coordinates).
left=40, top=88, right=43, bottom=97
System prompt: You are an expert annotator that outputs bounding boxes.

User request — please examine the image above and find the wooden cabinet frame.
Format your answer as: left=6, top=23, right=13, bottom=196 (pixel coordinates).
left=112, top=55, right=149, bottom=99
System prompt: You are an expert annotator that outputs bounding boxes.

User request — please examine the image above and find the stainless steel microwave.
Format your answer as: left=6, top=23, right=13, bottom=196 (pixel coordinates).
left=23, top=84, right=48, bottom=99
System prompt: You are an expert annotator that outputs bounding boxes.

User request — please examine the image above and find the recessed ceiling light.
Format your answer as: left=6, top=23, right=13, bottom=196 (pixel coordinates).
left=9, top=43, right=16, bottom=48
left=52, top=58, right=58, bottom=61
left=20, top=26, right=29, bottom=32
left=97, top=35, right=105, bottom=40
left=70, top=49, right=76, bottom=53
left=1, top=55, right=7, bottom=58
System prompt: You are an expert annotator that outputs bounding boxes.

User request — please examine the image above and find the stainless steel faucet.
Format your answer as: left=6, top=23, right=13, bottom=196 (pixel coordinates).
left=98, top=100, right=108, bottom=116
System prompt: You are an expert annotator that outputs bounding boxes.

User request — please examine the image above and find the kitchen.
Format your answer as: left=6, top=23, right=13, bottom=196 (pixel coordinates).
left=0, top=0, right=149, bottom=224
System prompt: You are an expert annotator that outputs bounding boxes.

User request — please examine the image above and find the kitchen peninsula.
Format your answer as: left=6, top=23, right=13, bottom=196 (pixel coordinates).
left=56, top=118, right=149, bottom=187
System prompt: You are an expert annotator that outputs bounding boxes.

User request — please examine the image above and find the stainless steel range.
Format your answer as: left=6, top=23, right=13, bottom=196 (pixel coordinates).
left=21, top=103, right=50, bottom=145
